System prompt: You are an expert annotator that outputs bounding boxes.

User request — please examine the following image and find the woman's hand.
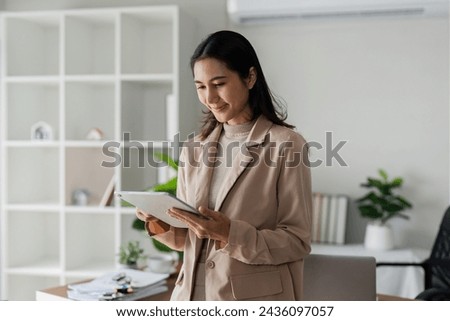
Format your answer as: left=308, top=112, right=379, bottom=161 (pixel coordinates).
left=136, top=208, right=170, bottom=234
left=167, top=206, right=230, bottom=246
left=136, top=208, right=157, bottom=222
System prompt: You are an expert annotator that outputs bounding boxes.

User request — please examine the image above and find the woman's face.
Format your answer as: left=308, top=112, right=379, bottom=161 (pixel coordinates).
left=193, top=58, right=256, bottom=125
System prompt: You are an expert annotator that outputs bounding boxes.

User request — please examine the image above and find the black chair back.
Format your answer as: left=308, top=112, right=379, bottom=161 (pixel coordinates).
left=428, top=206, right=450, bottom=289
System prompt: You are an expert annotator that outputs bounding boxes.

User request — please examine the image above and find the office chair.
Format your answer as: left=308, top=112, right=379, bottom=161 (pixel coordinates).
left=303, top=254, right=377, bottom=300
left=376, top=206, right=450, bottom=300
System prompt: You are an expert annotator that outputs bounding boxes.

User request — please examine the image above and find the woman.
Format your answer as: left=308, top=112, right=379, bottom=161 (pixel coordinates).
left=137, top=30, right=312, bottom=300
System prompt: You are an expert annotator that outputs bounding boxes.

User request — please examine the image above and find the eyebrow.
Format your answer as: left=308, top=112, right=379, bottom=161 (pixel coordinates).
left=194, top=76, right=227, bottom=84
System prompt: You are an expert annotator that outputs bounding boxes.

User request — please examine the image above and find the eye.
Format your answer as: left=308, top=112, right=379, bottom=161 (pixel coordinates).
left=213, top=83, right=224, bottom=88
left=196, top=84, right=205, bottom=90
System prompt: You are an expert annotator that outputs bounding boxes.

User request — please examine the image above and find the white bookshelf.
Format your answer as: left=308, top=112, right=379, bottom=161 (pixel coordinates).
left=0, top=6, right=198, bottom=300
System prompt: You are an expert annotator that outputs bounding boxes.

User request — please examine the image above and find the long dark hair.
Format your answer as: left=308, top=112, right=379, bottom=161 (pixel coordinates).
left=190, top=30, right=294, bottom=139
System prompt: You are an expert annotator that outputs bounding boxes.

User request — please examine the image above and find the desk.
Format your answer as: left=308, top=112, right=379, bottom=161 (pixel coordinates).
left=311, top=243, right=430, bottom=299
left=37, top=270, right=414, bottom=301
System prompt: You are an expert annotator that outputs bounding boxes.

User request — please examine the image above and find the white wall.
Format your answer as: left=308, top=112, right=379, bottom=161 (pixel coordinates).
left=3, top=0, right=448, bottom=250
left=233, top=16, right=449, bottom=249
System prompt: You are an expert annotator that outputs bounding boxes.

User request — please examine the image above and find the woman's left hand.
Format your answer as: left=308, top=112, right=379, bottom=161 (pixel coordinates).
left=167, top=206, right=230, bottom=246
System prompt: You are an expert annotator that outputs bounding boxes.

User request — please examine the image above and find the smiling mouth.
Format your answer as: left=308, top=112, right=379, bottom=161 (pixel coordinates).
left=210, top=104, right=227, bottom=112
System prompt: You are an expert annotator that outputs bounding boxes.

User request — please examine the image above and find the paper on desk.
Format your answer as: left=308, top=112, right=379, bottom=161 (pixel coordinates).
left=67, top=268, right=169, bottom=301
left=67, top=281, right=168, bottom=301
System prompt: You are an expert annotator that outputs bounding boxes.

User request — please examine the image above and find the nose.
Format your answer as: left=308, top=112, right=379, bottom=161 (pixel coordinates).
left=206, top=88, right=219, bottom=105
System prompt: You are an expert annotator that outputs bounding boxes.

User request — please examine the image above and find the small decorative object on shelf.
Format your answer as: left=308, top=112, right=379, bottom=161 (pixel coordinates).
left=356, top=169, right=413, bottom=251
left=118, top=241, right=147, bottom=270
left=72, top=188, right=90, bottom=206
left=31, top=121, right=54, bottom=140
left=86, top=127, right=104, bottom=140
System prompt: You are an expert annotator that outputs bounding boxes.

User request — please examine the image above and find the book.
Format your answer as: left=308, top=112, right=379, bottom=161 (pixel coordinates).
left=335, top=195, right=348, bottom=244
left=99, top=175, right=115, bottom=207
left=312, top=193, right=322, bottom=242
left=319, top=195, right=330, bottom=243
left=327, top=195, right=338, bottom=243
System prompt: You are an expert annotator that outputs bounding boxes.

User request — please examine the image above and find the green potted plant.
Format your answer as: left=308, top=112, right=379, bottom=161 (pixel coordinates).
left=118, top=240, right=146, bottom=269
left=356, top=169, right=413, bottom=250
left=130, top=152, right=183, bottom=261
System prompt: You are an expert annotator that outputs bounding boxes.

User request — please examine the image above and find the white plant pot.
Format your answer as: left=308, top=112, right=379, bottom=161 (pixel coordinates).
left=364, top=222, right=394, bottom=251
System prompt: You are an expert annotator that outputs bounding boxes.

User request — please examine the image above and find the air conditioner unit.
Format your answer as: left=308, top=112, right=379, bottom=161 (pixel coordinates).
left=227, top=0, right=449, bottom=24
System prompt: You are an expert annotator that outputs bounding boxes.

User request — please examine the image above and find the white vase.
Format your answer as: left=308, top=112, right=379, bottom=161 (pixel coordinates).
left=364, top=222, right=394, bottom=251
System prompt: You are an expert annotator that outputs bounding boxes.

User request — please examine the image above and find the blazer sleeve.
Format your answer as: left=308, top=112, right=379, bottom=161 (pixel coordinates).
left=219, top=133, right=312, bottom=265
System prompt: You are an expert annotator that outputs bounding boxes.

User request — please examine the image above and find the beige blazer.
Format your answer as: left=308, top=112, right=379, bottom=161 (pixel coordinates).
left=150, top=115, right=312, bottom=300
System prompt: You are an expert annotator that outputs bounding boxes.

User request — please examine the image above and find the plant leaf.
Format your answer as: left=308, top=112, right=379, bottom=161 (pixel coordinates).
left=390, top=177, right=403, bottom=188
left=151, top=177, right=178, bottom=195
left=132, top=218, right=145, bottom=231
left=152, top=238, right=174, bottom=253
left=378, top=169, right=388, bottom=181
left=153, top=152, right=178, bottom=171
left=395, top=195, right=413, bottom=208
left=358, top=204, right=383, bottom=219
left=367, top=178, right=384, bottom=189
left=382, top=202, right=404, bottom=213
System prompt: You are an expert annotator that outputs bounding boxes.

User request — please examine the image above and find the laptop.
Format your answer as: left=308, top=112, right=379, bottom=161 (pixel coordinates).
left=303, top=254, right=377, bottom=301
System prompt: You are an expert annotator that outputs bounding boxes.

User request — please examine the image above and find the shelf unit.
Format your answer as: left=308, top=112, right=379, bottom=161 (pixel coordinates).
left=0, top=6, right=198, bottom=300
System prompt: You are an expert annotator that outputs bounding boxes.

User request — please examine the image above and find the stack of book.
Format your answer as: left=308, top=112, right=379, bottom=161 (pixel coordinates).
left=311, top=193, right=348, bottom=244
left=67, top=269, right=169, bottom=301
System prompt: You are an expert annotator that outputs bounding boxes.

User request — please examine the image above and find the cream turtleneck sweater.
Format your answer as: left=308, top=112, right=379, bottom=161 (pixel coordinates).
left=192, top=119, right=255, bottom=301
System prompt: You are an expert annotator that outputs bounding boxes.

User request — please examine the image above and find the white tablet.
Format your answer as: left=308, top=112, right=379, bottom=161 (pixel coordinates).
left=116, top=191, right=201, bottom=229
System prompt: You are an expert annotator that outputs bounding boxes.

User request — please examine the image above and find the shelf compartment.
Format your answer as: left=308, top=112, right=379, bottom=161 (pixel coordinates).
left=6, top=82, right=59, bottom=141
left=4, top=14, right=60, bottom=76
left=121, top=80, right=172, bottom=142
left=120, top=147, right=160, bottom=192
left=65, top=13, right=116, bottom=75
left=121, top=9, right=174, bottom=74
left=119, top=141, right=175, bottom=192
left=65, top=213, right=116, bottom=271
left=65, top=147, right=115, bottom=206
left=6, top=211, right=60, bottom=270
left=6, top=148, right=60, bottom=204
left=6, top=275, right=61, bottom=301
left=65, top=81, right=115, bottom=141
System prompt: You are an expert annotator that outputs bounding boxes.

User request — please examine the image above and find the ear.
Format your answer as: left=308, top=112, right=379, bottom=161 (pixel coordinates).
left=247, top=67, right=257, bottom=89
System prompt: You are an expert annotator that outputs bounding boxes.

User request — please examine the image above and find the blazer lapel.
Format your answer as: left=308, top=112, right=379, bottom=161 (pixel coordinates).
left=195, top=124, right=223, bottom=209
left=214, top=116, right=273, bottom=211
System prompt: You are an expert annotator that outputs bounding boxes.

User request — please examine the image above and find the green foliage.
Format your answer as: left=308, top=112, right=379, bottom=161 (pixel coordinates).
left=356, top=169, right=413, bottom=224
left=153, top=151, right=178, bottom=172
left=118, top=241, right=145, bottom=265
left=151, top=177, right=177, bottom=196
